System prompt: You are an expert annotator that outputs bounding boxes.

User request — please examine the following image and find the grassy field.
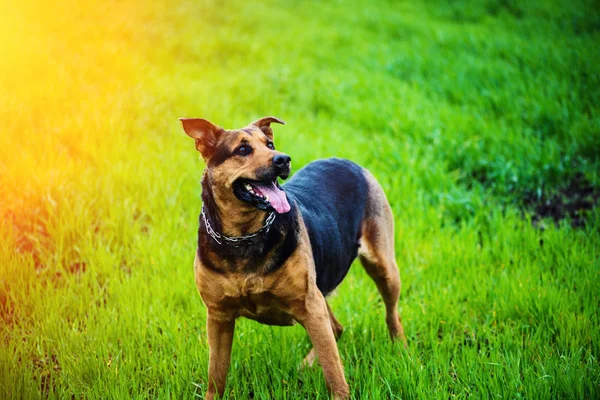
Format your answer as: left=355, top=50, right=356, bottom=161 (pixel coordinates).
left=1, top=0, right=599, bottom=398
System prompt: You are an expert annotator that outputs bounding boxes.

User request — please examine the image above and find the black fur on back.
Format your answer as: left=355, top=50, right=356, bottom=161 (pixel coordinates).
left=283, top=158, right=369, bottom=295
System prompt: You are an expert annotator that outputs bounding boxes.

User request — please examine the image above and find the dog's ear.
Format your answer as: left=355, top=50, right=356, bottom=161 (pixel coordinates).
left=179, top=118, right=223, bottom=160
left=250, top=116, right=285, bottom=140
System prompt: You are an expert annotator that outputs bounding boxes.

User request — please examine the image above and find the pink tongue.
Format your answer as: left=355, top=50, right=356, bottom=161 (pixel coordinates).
left=253, top=181, right=291, bottom=214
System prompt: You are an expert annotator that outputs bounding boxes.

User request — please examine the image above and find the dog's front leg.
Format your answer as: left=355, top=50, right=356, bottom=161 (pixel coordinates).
left=296, top=291, right=350, bottom=399
left=205, top=315, right=235, bottom=400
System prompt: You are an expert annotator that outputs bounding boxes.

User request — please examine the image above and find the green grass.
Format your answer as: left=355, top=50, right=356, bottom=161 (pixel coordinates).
left=1, top=0, right=599, bottom=398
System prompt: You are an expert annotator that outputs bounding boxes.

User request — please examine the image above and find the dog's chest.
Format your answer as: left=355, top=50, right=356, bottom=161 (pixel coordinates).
left=235, top=294, right=296, bottom=326
left=208, top=274, right=297, bottom=326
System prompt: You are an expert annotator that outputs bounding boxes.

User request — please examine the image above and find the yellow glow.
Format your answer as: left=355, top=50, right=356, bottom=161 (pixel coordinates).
left=0, top=0, right=141, bottom=237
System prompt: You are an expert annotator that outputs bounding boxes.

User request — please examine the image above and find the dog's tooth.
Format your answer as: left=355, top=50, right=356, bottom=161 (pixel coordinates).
left=265, top=195, right=269, bottom=202
left=245, top=184, right=252, bottom=190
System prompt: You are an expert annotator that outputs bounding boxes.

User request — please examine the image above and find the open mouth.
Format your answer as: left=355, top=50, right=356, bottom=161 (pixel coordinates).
left=233, top=178, right=291, bottom=214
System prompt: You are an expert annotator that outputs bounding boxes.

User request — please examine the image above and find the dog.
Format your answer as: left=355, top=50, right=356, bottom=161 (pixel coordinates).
left=180, top=116, right=407, bottom=399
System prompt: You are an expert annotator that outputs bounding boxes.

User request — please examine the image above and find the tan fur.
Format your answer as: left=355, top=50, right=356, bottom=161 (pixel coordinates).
left=181, top=117, right=405, bottom=400
left=301, top=301, right=344, bottom=368
left=197, top=212, right=349, bottom=399
left=358, top=170, right=407, bottom=344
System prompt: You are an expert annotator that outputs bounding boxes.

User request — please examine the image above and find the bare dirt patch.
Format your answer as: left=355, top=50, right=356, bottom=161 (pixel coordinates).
left=523, top=173, right=599, bottom=228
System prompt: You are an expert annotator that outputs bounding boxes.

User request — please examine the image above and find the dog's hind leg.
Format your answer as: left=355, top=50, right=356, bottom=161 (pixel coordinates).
left=302, top=301, right=343, bottom=368
left=358, top=171, right=407, bottom=345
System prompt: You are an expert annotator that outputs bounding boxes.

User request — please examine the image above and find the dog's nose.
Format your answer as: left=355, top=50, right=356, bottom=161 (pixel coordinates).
left=273, top=154, right=291, bottom=168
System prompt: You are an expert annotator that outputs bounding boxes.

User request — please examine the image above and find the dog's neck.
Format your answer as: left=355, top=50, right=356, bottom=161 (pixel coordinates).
left=201, top=171, right=269, bottom=237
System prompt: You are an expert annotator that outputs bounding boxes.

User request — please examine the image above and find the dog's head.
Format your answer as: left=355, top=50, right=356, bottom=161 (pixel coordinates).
left=180, top=116, right=291, bottom=214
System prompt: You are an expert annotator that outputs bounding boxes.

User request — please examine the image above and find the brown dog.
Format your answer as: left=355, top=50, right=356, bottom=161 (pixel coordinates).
left=180, top=116, right=406, bottom=399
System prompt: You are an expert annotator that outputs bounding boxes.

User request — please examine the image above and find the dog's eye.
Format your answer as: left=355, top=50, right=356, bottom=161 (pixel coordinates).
left=266, top=142, right=275, bottom=150
left=236, top=146, right=252, bottom=156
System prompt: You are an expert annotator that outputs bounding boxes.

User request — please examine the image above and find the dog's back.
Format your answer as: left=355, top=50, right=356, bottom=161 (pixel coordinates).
left=284, top=158, right=369, bottom=295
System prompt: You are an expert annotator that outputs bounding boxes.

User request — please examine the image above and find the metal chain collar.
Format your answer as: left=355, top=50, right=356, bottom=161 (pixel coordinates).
left=201, top=206, right=276, bottom=246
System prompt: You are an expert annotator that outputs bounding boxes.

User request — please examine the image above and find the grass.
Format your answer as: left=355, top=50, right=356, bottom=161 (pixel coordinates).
left=1, top=0, right=599, bottom=398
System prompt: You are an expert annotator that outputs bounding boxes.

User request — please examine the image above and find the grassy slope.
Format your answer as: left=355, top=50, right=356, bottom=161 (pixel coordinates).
left=1, top=0, right=599, bottom=398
